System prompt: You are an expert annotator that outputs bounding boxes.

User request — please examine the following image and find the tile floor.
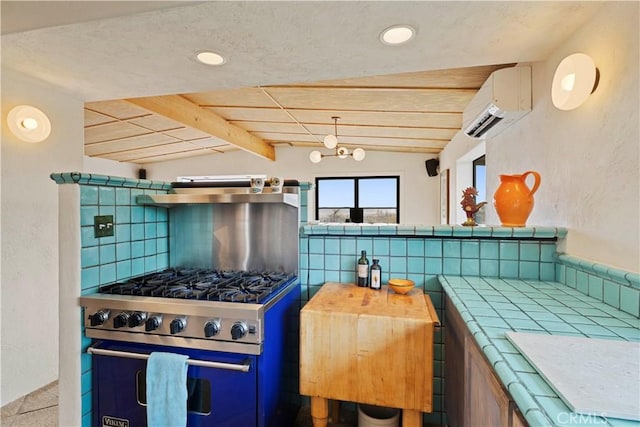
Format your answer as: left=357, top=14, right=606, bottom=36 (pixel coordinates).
left=1, top=381, right=58, bottom=427
left=0, top=386, right=353, bottom=427
left=0, top=385, right=415, bottom=427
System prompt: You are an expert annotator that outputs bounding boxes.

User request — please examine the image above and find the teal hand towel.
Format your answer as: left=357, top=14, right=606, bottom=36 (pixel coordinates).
left=146, top=352, right=189, bottom=427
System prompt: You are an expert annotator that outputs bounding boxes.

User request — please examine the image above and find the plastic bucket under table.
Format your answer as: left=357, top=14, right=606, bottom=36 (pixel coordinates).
left=357, top=404, right=400, bottom=427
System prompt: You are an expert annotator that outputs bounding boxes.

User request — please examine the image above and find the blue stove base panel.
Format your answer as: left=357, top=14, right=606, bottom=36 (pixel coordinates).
left=93, top=341, right=257, bottom=427
left=91, top=279, right=300, bottom=427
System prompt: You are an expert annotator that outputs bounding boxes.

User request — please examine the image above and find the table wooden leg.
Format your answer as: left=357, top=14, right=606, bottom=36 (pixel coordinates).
left=310, top=396, right=329, bottom=427
left=330, top=400, right=341, bottom=423
left=402, top=409, right=422, bottom=427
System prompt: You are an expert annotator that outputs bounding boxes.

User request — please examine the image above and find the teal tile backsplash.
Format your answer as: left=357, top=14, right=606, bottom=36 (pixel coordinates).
left=79, top=184, right=169, bottom=294
left=408, top=239, right=425, bottom=256
left=426, top=239, right=443, bottom=257
left=620, top=285, right=640, bottom=317
left=461, top=240, right=479, bottom=258
left=556, top=253, right=640, bottom=318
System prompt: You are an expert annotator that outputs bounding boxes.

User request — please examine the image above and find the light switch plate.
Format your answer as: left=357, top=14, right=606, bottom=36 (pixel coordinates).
left=94, top=215, right=114, bottom=238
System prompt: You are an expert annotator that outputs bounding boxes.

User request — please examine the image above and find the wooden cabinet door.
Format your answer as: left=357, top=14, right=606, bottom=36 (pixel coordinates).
left=465, top=337, right=511, bottom=427
left=444, top=296, right=466, bottom=427
left=444, top=294, right=528, bottom=427
left=511, top=406, right=528, bottom=427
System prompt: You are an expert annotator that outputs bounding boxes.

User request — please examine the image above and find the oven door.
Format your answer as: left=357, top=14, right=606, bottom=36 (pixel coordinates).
left=91, top=340, right=257, bottom=427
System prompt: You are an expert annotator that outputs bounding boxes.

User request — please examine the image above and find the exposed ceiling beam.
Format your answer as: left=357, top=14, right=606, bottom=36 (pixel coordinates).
left=126, top=95, right=276, bottom=161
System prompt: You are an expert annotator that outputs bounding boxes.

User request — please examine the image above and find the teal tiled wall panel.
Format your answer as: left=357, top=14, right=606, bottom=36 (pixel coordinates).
left=299, top=182, right=311, bottom=224
left=80, top=185, right=169, bottom=294
left=301, top=237, right=557, bottom=288
left=556, top=253, right=640, bottom=318
left=71, top=175, right=171, bottom=427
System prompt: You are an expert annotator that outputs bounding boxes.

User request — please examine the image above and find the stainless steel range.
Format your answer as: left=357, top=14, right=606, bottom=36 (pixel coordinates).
left=79, top=179, right=301, bottom=427
left=82, top=269, right=297, bottom=354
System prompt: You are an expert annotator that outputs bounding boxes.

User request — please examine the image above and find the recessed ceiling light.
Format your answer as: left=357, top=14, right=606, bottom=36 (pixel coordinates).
left=195, top=51, right=225, bottom=66
left=380, top=25, right=415, bottom=45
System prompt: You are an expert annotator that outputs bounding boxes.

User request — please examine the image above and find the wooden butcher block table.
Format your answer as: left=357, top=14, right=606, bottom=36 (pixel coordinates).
left=300, top=282, right=440, bottom=427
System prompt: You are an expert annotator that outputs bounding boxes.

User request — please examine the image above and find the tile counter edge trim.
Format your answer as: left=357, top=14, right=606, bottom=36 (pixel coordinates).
left=50, top=172, right=171, bottom=190
left=301, top=224, right=567, bottom=239
left=556, top=253, right=639, bottom=289
left=440, top=276, right=556, bottom=427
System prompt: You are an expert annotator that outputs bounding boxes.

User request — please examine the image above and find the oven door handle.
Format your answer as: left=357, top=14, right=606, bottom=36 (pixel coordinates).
left=87, top=346, right=252, bottom=372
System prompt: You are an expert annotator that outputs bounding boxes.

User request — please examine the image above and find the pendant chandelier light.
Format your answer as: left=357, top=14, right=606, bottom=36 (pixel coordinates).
left=309, top=116, right=366, bottom=163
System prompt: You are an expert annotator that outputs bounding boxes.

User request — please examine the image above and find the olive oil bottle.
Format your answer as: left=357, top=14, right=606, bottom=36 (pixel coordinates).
left=357, top=250, right=369, bottom=287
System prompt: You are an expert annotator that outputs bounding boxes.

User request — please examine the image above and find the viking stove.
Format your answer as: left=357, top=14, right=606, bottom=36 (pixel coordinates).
left=80, top=179, right=301, bottom=427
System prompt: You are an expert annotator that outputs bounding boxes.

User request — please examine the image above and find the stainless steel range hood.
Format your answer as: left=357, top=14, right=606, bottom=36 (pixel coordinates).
left=136, top=181, right=299, bottom=208
left=137, top=179, right=300, bottom=272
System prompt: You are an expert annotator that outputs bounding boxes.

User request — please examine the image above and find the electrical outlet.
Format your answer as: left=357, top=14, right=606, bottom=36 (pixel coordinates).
left=94, top=215, right=114, bottom=238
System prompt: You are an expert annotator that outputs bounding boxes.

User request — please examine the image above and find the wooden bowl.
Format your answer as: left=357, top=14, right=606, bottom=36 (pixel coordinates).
left=388, top=278, right=415, bottom=294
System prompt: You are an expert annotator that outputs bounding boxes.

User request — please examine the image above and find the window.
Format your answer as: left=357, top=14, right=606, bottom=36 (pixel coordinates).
left=472, top=155, right=486, bottom=202
left=472, top=155, right=487, bottom=224
left=315, top=176, right=400, bottom=223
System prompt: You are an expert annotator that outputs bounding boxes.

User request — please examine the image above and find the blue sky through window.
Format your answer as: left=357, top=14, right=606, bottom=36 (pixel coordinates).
left=317, top=177, right=398, bottom=208
left=359, top=178, right=397, bottom=207
left=317, top=179, right=354, bottom=207
left=475, top=166, right=486, bottom=202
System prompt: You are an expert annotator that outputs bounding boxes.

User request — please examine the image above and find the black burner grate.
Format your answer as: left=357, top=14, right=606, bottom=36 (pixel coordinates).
left=100, top=269, right=295, bottom=304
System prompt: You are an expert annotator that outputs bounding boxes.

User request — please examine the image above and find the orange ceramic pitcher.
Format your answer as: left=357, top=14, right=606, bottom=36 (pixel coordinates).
left=493, top=171, right=541, bottom=227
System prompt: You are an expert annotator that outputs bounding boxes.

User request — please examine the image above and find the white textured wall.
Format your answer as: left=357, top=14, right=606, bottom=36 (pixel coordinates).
left=83, top=155, right=140, bottom=178
left=1, top=68, right=84, bottom=405
left=146, top=148, right=441, bottom=225
left=441, top=3, right=639, bottom=272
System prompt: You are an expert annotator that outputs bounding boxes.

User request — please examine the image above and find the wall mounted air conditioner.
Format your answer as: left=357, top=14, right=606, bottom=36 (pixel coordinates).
left=463, top=66, right=531, bottom=139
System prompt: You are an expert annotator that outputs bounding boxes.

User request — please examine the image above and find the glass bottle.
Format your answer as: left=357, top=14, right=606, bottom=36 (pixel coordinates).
left=370, top=259, right=382, bottom=290
left=357, top=250, right=369, bottom=287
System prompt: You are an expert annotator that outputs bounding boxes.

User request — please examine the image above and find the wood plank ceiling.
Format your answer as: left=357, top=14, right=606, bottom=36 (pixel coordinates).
left=84, top=64, right=513, bottom=164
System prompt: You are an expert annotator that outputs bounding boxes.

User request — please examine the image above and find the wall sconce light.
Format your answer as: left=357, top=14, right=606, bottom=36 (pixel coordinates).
left=309, top=116, right=366, bottom=163
left=552, top=53, right=600, bottom=111
left=7, top=105, right=52, bottom=143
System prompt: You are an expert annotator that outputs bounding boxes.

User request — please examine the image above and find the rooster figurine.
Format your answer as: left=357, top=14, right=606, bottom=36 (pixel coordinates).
left=460, top=187, right=487, bottom=226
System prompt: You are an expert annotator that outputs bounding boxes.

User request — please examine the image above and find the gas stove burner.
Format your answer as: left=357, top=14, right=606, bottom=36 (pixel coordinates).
left=177, top=267, right=201, bottom=275
left=100, top=269, right=295, bottom=303
left=206, top=284, right=271, bottom=303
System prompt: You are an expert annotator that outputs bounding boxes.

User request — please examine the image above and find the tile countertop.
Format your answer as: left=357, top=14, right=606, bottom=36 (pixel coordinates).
left=439, top=276, right=640, bottom=427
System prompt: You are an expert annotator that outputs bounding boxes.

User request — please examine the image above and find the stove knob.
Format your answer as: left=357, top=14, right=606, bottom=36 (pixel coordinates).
left=231, top=322, right=248, bottom=340
left=204, top=320, right=221, bottom=338
left=113, top=312, right=130, bottom=329
left=145, top=315, right=162, bottom=332
left=89, top=309, right=110, bottom=327
left=170, top=317, right=186, bottom=335
left=128, top=312, right=147, bottom=328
